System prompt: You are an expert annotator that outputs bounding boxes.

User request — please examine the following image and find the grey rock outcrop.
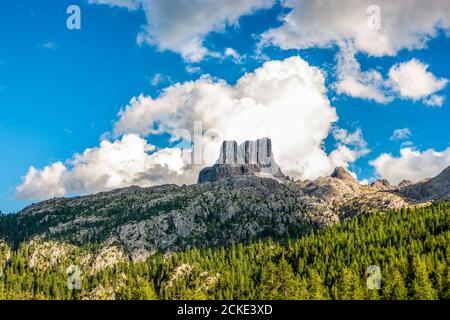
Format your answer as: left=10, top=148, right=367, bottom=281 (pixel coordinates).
left=399, top=166, right=450, bottom=201
left=398, top=180, right=413, bottom=188
left=299, top=167, right=361, bottom=200
left=3, top=161, right=449, bottom=261
left=10, top=177, right=318, bottom=260
left=198, top=138, right=287, bottom=183
left=296, top=166, right=431, bottom=220
left=371, top=179, right=393, bottom=191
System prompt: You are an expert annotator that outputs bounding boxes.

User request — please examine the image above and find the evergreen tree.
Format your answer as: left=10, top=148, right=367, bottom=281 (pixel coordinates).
left=333, top=268, right=365, bottom=300
left=382, top=269, right=408, bottom=300
left=130, top=278, right=159, bottom=300
left=306, top=270, right=328, bottom=300
left=0, top=202, right=450, bottom=300
left=410, top=258, right=437, bottom=300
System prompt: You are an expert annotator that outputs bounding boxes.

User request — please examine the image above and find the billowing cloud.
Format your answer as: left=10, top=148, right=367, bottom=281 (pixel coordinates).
left=89, top=0, right=275, bottom=62
left=261, top=0, right=450, bottom=57
left=335, top=45, right=447, bottom=104
left=334, top=42, right=391, bottom=103
left=259, top=0, right=450, bottom=104
left=16, top=162, right=67, bottom=200
left=16, top=134, right=195, bottom=200
left=113, top=57, right=370, bottom=180
left=388, top=59, right=448, bottom=102
left=17, top=57, right=369, bottom=200
left=370, top=147, right=450, bottom=185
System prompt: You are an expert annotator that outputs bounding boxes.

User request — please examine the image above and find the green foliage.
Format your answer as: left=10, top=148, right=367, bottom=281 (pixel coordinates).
left=0, top=202, right=450, bottom=300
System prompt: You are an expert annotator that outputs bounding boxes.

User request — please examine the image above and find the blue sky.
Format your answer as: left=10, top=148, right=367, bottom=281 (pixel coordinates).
left=1, top=0, right=449, bottom=213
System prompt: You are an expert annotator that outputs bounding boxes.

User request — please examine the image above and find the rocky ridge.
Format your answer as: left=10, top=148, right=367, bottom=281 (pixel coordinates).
left=399, top=166, right=450, bottom=201
left=1, top=138, right=449, bottom=271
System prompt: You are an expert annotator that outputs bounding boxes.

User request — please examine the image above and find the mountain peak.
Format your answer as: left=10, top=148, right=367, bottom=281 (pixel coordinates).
left=398, top=179, right=413, bottom=188
left=198, top=138, right=287, bottom=183
left=371, top=179, right=393, bottom=191
left=330, top=167, right=356, bottom=182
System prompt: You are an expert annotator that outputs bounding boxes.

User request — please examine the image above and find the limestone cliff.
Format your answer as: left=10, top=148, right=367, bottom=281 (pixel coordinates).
left=198, top=138, right=287, bottom=183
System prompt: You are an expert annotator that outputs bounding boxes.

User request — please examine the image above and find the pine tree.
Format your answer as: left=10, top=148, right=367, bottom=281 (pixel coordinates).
left=307, top=270, right=328, bottom=300
left=276, top=257, right=306, bottom=299
left=333, top=268, right=365, bottom=300
left=442, top=266, right=450, bottom=299
left=410, top=258, right=437, bottom=300
left=0, top=282, right=5, bottom=300
left=382, top=269, right=407, bottom=300
left=130, top=278, right=159, bottom=300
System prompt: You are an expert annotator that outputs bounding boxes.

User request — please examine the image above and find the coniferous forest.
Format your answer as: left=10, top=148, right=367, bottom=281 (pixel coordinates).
left=1, top=203, right=450, bottom=300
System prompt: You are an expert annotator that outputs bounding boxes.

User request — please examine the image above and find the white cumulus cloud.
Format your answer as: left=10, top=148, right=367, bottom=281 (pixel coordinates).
left=334, top=42, right=392, bottom=103
left=388, top=59, right=448, bottom=102
left=112, top=56, right=369, bottom=180
left=16, top=134, right=195, bottom=200
left=335, top=46, right=448, bottom=104
left=17, top=56, right=369, bottom=200
left=370, top=147, right=450, bottom=185
left=261, top=0, right=450, bottom=57
left=90, top=0, right=275, bottom=62
left=224, top=47, right=245, bottom=64
left=88, top=0, right=140, bottom=10
left=259, top=1, right=450, bottom=104
left=16, top=162, right=67, bottom=200
left=332, top=127, right=370, bottom=156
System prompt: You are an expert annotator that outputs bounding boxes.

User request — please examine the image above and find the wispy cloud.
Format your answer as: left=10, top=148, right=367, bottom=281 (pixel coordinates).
left=150, top=73, right=172, bottom=86
left=185, top=65, right=201, bottom=74
left=390, top=128, right=412, bottom=141
left=37, top=41, right=59, bottom=51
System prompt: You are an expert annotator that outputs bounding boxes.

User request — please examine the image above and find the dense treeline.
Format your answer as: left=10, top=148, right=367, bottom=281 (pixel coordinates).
left=1, top=203, right=450, bottom=300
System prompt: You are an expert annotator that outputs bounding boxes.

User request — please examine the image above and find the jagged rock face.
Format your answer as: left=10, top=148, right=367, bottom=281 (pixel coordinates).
left=330, top=167, right=355, bottom=181
left=295, top=167, right=363, bottom=222
left=198, top=164, right=257, bottom=183
left=398, top=180, right=413, bottom=188
left=198, top=138, right=287, bottom=183
left=399, top=166, right=450, bottom=201
left=5, top=177, right=319, bottom=260
left=218, top=137, right=274, bottom=166
left=370, top=179, right=393, bottom=191
left=295, top=167, right=434, bottom=221
left=3, top=165, right=449, bottom=261
left=299, top=167, right=361, bottom=200
left=25, top=240, right=125, bottom=273
left=339, top=191, right=414, bottom=219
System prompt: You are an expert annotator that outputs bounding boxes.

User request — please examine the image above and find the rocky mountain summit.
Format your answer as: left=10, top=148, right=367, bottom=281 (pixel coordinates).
left=1, top=138, right=449, bottom=269
left=370, top=179, right=394, bottom=191
left=198, top=138, right=287, bottom=183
